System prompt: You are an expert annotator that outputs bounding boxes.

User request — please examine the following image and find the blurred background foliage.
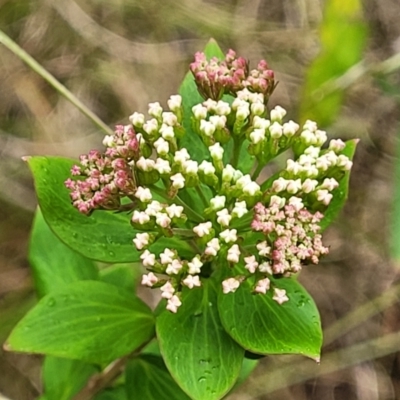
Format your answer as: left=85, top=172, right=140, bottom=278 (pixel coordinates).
left=1, top=0, right=400, bottom=399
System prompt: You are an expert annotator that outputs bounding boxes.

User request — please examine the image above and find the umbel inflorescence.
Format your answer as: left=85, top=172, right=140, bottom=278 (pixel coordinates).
left=65, top=50, right=352, bottom=313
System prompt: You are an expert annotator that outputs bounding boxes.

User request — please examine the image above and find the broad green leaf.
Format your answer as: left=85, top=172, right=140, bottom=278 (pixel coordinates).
left=320, top=139, right=358, bottom=230
left=29, top=207, right=98, bottom=298
left=126, top=354, right=190, bottom=400
left=232, top=357, right=259, bottom=391
left=179, top=39, right=225, bottom=162
left=94, top=387, right=127, bottom=400
left=156, top=279, right=244, bottom=400
left=6, top=281, right=155, bottom=364
left=218, top=277, right=322, bottom=359
left=299, top=0, right=367, bottom=126
left=26, top=156, right=193, bottom=263
left=99, top=263, right=141, bottom=292
left=41, top=356, right=98, bottom=400
left=390, top=131, right=400, bottom=260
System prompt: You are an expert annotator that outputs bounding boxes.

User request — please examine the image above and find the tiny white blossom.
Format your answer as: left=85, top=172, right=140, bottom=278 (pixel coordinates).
left=286, top=179, right=302, bottom=194
left=288, top=196, right=304, bottom=211
left=236, top=104, right=250, bottom=120
left=244, top=255, right=259, bottom=274
left=227, top=244, right=241, bottom=263
left=200, top=120, right=216, bottom=137
left=273, top=288, right=289, bottom=304
left=253, top=116, right=271, bottom=130
left=302, top=179, right=319, bottom=193
left=135, top=186, right=153, bottom=202
left=205, top=238, right=221, bottom=256
left=167, top=94, right=182, bottom=112
left=160, top=124, right=175, bottom=140
left=170, top=173, right=185, bottom=189
left=133, top=232, right=150, bottom=250
left=148, top=102, right=163, bottom=118
left=155, top=212, right=171, bottom=228
left=256, top=241, right=271, bottom=257
left=270, top=195, right=286, bottom=209
left=337, top=154, right=353, bottom=170
left=249, top=92, right=264, bottom=103
left=283, top=120, right=299, bottom=137
left=209, top=115, right=227, bottom=129
left=192, top=104, right=208, bottom=119
left=141, top=272, right=158, bottom=287
left=165, top=204, right=184, bottom=219
left=258, top=261, right=273, bottom=274
left=220, top=229, right=238, bottom=244
left=166, top=295, right=182, bottom=313
left=243, top=181, right=261, bottom=196
left=193, top=221, right=213, bottom=237
left=210, top=195, right=226, bottom=210
left=209, top=142, right=224, bottom=160
left=272, top=177, right=288, bottom=192
left=161, top=281, right=175, bottom=299
left=303, top=119, right=318, bottom=132
left=222, top=164, right=235, bottom=182
left=102, top=135, right=114, bottom=147
left=160, top=248, right=175, bottom=265
left=203, top=99, right=218, bottom=111
left=304, top=146, right=321, bottom=159
left=254, top=277, right=270, bottom=294
left=143, top=118, right=158, bottom=135
left=129, top=112, right=145, bottom=127
left=215, top=100, right=231, bottom=115
left=321, top=178, right=339, bottom=191
left=286, top=159, right=301, bottom=175
left=329, top=138, right=346, bottom=153
left=132, top=210, right=151, bottom=225
left=316, top=156, right=330, bottom=171
left=154, top=158, right=171, bottom=174
left=236, top=174, right=252, bottom=189
left=232, top=201, right=248, bottom=218
left=188, top=257, right=203, bottom=275
left=250, top=128, right=266, bottom=144
left=140, top=250, right=156, bottom=267
left=250, top=102, right=265, bottom=116
left=154, top=137, right=169, bottom=155
left=136, top=157, right=156, bottom=172
left=298, top=154, right=316, bottom=166
left=199, top=161, right=216, bottom=175
left=316, top=189, right=333, bottom=205
left=166, top=259, right=183, bottom=275
left=174, top=148, right=190, bottom=164
left=182, top=160, right=199, bottom=175
left=232, top=97, right=247, bottom=110
left=216, top=208, right=232, bottom=227
left=270, top=105, right=287, bottom=121
left=315, top=130, right=327, bottom=146
left=162, top=112, right=178, bottom=126
left=269, top=122, right=283, bottom=139
left=300, top=130, right=316, bottom=145
left=222, top=277, right=241, bottom=294
left=182, top=275, right=201, bottom=289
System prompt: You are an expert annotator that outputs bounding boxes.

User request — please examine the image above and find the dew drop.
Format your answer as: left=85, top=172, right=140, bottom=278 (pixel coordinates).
left=208, top=302, right=213, bottom=307
left=47, top=298, right=56, bottom=307
left=108, top=251, right=115, bottom=257
left=72, top=232, right=78, bottom=238
left=193, top=310, right=203, bottom=317
left=96, top=316, right=104, bottom=322
left=198, top=377, right=206, bottom=384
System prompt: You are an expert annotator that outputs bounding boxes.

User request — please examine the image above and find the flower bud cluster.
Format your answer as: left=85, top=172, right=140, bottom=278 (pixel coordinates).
left=190, top=49, right=275, bottom=101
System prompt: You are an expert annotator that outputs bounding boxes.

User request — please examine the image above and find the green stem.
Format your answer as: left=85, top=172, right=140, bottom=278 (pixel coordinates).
left=231, top=137, right=243, bottom=169
left=251, top=161, right=264, bottom=181
left=172, top=228, right=195, bottom=238
left=0, top=29, right=113, bottom=136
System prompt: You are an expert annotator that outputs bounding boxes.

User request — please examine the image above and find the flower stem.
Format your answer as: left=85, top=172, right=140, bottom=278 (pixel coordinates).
left=251, top=161, right=264, bottom=181
left=0, top=29, right=113, bottom=136
left=231, top=137, right=243, bottom=169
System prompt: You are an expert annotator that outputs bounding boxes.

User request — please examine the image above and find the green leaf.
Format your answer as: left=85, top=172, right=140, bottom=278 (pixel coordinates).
left=99, top=263, right=141, bottom=292
left=320, top=139, right=358, bottom=230
left=94, top=387, right=127, bottom=400
left=126, top=354, right=191, bottom=400
left=218, top=277, right=322, bottom=360
left=26, top=156, right=193, bottom=263
left=232, top=357, right=259, bottom=391
left=41, top=356, right=98, bottom=400
left=390, top=131, right=400, bottom=260
left=156, top=279, right=244, bottom=400
left=178, top=39, right=225, bottom=162
left=6, top=281, right=155, bottom=364
left=29, top=207, right=98, bottom=298
left=299, top=0, right=367, bottom=126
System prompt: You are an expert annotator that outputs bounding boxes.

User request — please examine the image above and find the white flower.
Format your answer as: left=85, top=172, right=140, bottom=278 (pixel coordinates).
left=329, top=138, right=346, bottom=153
left=170, top=173, right=185, bottom=189
left=288, top=196, right=304, bottom=211
left=199, top=161, right=216, bottom=175
left=321, top=178, right=339, bottom=191
left=141, top=272, right=158, bottom=287
left=136, top=157, right=155, bottom=171
left=135, top=186, right=152, bottom=202
left=155, top=212, right=171, bottom=228
left=269, top=122, right=283, bottom=139
left=304, top=146, right=321, bottom=159
left=160, top=124, right=175, bottom=140
left=215, top=100, right=231, bottom=115
left=243, top=181, right=261, bottom=196
left=222, top=277, right=241, bottom=294
left=209, top=115, right=227, bottom=129
left=210, top=195, right=226, bottom=210
left=182, top=275, right=201, bottom=289
left=232, top=201, right=248, bottom=218
left=302, top=179, right=318, bottom=193
left=236, top=174, right=252, bottom=189
left=161, top=281, right=175, bottom=299
left=315, top=130, right=327, bottom=146
left=254, top=278, right=270, bottom=294
left=227, top=244, right=241, bottom=263
left=162, top=112, right=178, bottom=126
left=272, top=288, right=289, bottom=304
left=154, top=137, right=169, bottom=155
left=183, top=160, right=199, bottom=175
left=303, top=119, right=318, bottom=132
left=165, top=204, right=184, bottom=219
left=270, top=195, right=286, bottom=209
left=166, top=295, right=182, bottom=313
left=132, top=210, right=150, bottom=225
left=148, top=102, right=163, bottom=118
left=286, top=159, right=301, bottom=175
left=253, top=116, right=271, bottom=130
left=102, top=135, right=114, bottom=147
left=250, top=128, right=265, bottom=144
left=192, top=104, right=208, bottom=120
left=193, top=221, right=212, bottom=237
left=174, top=148, right=190, bottom=164
left=167, top=95, right=182, bottom=112
left=200, top=120, right=216, bottom=137
left=337, top=154, right=353, bottom=170
left=209, top=143, right=224, bottom=160
left=286, top=179, right=302, bottom=194
left=166, top=259, right=183, bottom=275
left=129, top=112, right=145, bottom=127
left=203, top=99, right=217, bottom=111
left=188, top=257, right=203, bottom=274
left=250, top=102, right=265, bottom=116
left=236, top=104, right=250, bottom=120
left=140, top=250, right=156, bottom=267
left=133, top=233, right=150, bottom=250
left=316, top=189, right=333, bottom=205
left=244, top=255, right=258, bottom=274
left=160, top=249, right=175, bottom=265
left=143, top=118, right=158, bottom=135
left=258, top=261, right=273, bottom=274
left=272, top=177, right=288, bottom=192
left=256, top=241, right=271, bottom=257
left=154, top=158, right=171, bottom=174
left=222, top=164, right=235, bottom=182
left=220, top=229, right=238, bottom=244
left=205, top=238, right=221, bottom=256
left=300, top=130, right=316, bottom=145
left=145, top=200, right=163, bottom=217
left=316, top=156, right=330, bottom=171
left=216, top=208, right=232, bottom=227
left=270, top=105, right=287, bottom=121
left=283, top=120, right=299, bottom=137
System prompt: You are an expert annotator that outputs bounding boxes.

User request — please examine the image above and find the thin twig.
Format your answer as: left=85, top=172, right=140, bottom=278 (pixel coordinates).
left=0, top=29, right=113, bottom=136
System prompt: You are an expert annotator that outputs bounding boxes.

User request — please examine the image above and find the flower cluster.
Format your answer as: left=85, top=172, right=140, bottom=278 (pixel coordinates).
left=66, top=49, right=354, bottom=313
left=190, top=49, right=275, bottom=101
